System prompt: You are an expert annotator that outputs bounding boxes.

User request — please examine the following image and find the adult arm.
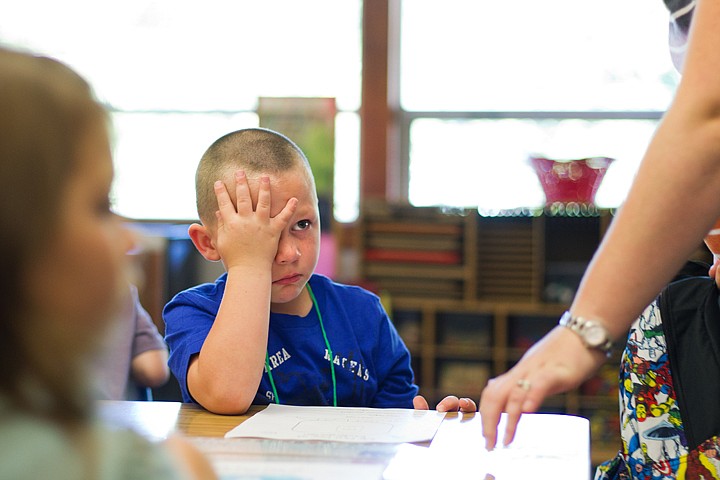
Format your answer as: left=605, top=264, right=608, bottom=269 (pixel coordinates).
left=480, top=0, right=720, bottom=449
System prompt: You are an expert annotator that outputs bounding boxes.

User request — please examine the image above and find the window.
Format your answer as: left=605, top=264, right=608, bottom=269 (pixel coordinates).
left=1, top=1, right=680, bottom=220
left=0, top=0, right=362, bottom=222
left=400, top=0, right=679, bottom=211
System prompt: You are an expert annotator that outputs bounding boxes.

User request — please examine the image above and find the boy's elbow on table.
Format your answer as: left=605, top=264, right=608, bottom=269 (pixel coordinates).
left=190, top=381, right=255, bottom=415
left=197, top=394, right=253, bottom=415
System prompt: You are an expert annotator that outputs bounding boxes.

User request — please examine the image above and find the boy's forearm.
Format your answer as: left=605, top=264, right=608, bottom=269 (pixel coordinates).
left=188, top=359, right=258, bottom=414
left=189, top=268, right=272, bottom=414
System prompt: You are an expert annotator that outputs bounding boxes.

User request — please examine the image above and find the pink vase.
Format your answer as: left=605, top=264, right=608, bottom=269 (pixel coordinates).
left=530, top=156, right=614, bottom=206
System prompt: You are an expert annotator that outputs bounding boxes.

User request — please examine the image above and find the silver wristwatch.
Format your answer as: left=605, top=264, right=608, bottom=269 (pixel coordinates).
left=559, top=311, right=613, bottom=356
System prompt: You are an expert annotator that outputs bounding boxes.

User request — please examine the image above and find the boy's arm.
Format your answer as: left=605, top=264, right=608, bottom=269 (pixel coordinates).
left=186, top=263, right=271, bottom=414
left=187, top=172, right=297, bottom=414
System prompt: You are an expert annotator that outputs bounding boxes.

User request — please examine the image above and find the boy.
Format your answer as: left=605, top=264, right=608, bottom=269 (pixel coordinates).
left=164, top=128, right=474, bottom=414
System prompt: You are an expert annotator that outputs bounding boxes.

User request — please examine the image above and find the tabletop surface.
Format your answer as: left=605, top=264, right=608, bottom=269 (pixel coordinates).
left=97, top=400, right=591, bottom=480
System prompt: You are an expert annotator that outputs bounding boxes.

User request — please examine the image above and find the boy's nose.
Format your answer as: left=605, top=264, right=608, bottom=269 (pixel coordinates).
left=276, top=238, right=301, bottom=264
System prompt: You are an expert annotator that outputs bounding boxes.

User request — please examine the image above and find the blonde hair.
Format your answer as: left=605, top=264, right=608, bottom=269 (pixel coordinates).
left=195, top=127, right=313, bottom=224
left=0, top=47, right=108, bottom=421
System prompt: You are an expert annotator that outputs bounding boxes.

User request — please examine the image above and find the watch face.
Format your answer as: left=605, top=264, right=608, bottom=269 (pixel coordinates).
left=583, top=323, right=606, bottom=347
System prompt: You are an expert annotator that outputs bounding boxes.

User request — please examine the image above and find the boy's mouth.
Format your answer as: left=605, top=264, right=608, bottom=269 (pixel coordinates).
left=273, top=273, right=303, bottom=285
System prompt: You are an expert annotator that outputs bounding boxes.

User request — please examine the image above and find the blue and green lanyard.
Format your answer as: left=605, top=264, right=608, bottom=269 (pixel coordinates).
left=264, top=283, right=338, bottom=406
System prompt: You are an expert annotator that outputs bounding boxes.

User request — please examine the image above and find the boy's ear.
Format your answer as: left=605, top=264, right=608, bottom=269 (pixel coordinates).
left=188, top=223, right=221, bottom=262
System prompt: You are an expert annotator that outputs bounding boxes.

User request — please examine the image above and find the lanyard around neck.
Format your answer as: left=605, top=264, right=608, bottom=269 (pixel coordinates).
left=265, top=283, right=338, bottom=406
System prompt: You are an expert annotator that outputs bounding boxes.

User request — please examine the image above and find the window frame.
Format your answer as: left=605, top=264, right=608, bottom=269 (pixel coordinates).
left=396, top=110, right=665, bottom=203
left=359, top=0, right=674, bottom=210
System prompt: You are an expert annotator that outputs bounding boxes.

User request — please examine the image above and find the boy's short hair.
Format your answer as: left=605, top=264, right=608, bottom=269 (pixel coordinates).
left=195, top=127, right=312, bottom=224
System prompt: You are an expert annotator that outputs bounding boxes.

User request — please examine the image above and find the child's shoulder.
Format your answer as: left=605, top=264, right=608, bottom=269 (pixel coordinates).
left=309, top=274, right=384, bottom=316
left=310, top=274, right=378, bottom=299
left=166, top=273, right=228, bottom=309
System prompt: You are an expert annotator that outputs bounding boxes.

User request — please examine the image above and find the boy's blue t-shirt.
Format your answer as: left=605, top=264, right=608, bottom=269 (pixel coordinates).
left=164, top=273, right=418, bottom=408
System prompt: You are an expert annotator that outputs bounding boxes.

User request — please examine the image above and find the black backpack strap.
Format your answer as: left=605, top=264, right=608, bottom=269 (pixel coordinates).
left=661, top=272, right=720, bottom=449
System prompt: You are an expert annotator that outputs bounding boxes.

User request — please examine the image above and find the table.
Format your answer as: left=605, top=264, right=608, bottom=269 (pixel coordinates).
left=97, top=401, right=591, bottom=479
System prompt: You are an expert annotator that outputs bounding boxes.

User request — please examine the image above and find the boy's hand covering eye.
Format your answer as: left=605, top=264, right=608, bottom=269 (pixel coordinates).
left=213, top=171, right=297, bottom=270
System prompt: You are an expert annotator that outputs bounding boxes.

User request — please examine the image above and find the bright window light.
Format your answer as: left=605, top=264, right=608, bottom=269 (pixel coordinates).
left=1, top=0, right=680, bottom=218
left=401, top=0, right=679, bottom=210
left=0, top=0, right=362, bottom=222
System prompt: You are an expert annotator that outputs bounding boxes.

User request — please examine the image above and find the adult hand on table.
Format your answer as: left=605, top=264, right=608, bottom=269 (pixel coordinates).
left=478, top=325, right=607, bottom=450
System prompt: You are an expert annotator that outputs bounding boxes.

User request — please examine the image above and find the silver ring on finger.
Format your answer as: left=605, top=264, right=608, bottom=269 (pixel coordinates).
left=516, top=379, right=531, bottom=391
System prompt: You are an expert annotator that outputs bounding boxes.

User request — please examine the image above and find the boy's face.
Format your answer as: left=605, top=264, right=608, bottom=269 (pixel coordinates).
left=243, top=166, right=321, bottom=313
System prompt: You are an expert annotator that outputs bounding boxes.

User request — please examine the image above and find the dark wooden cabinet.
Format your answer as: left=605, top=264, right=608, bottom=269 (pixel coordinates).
left=357, top=202, right=619, bottom=462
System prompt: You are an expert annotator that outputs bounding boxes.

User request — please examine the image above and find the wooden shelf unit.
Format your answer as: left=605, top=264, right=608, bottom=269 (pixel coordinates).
left=357, top=202, right=619, bottom=464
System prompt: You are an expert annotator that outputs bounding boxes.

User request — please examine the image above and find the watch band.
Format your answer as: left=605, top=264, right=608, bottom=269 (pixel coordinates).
left=558, top=311, right=613, bottom=356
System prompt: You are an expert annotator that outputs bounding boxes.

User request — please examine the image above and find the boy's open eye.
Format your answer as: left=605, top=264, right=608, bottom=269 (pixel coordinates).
left=293, top=219, right=312, bottom=231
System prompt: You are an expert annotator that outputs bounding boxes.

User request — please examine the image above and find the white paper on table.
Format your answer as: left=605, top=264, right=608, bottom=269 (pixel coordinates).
left=212, top=458, right=387, bottom=480
left=224, top=404, right=446, bottom=443
left=383, top=413, right=591, bottom=480
left=190, top=436, right=401, bottom=480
